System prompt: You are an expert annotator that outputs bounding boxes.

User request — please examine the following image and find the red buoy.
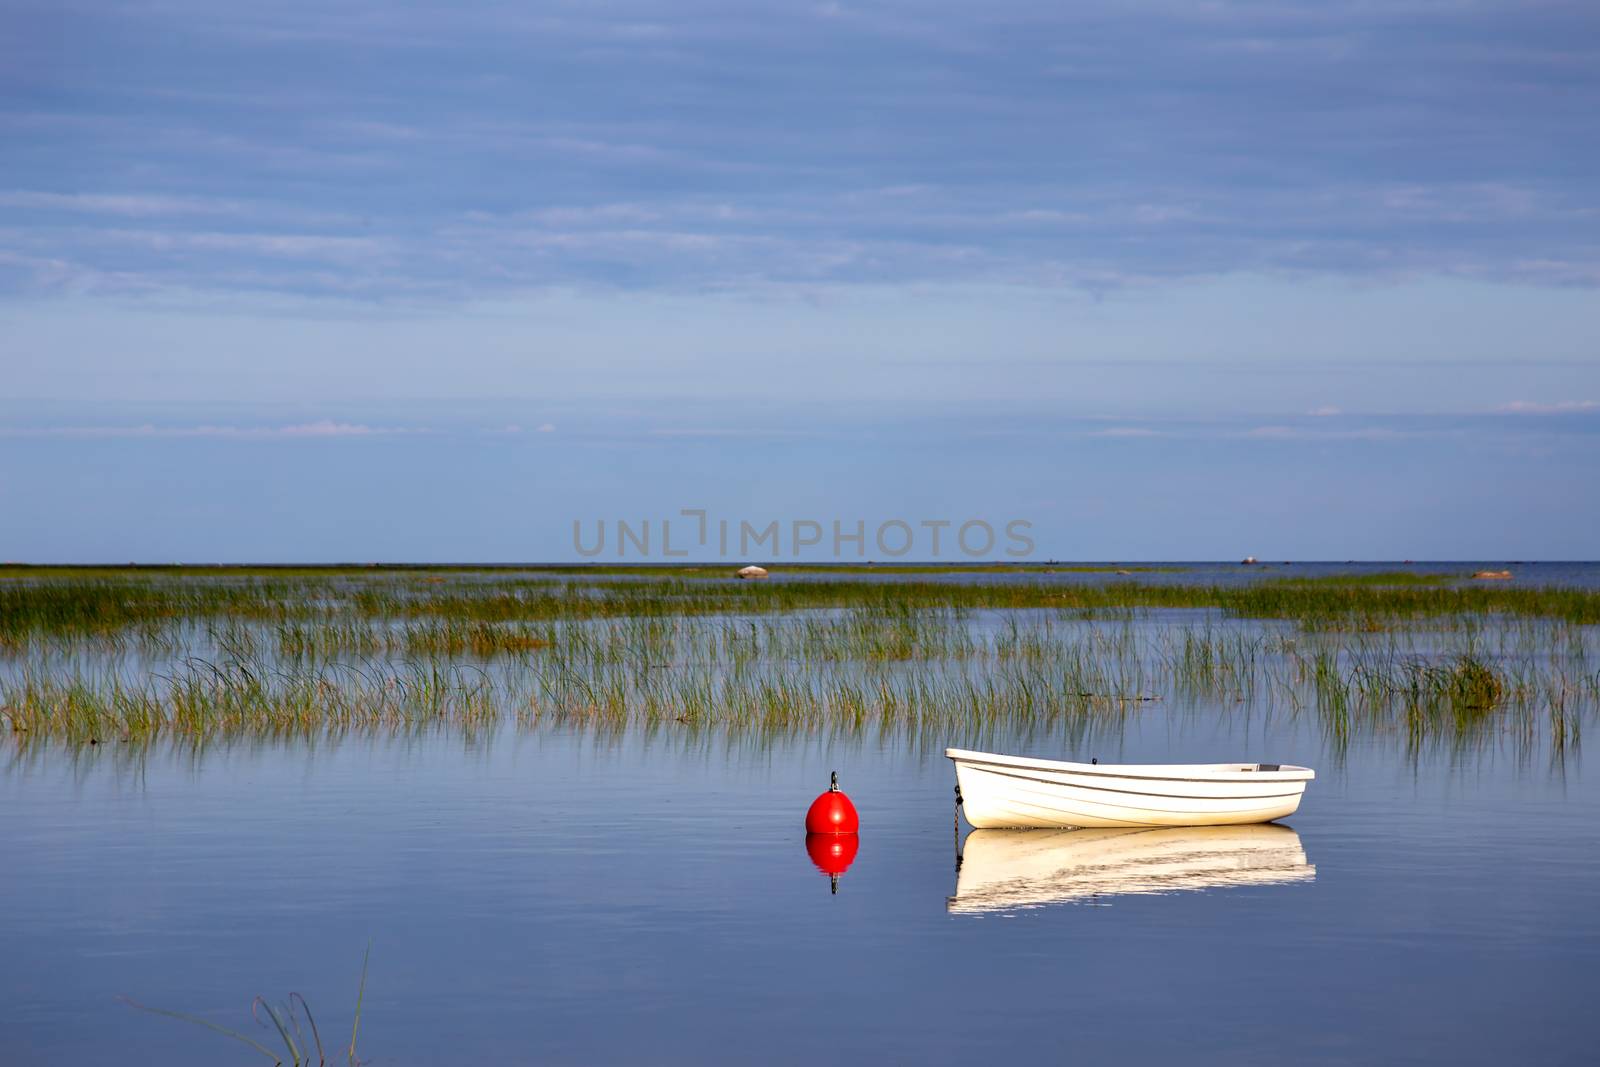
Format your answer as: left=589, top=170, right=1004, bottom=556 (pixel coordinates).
left=804, top=771, right=860, bottom=834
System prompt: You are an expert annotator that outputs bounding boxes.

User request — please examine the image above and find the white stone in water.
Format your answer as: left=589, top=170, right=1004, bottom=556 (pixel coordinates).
left=736, top=565, right=770, bottom=579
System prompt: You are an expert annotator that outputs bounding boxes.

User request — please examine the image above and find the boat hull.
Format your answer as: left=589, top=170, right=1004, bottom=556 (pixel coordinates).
left=948, top=748, right=1314, bottom=828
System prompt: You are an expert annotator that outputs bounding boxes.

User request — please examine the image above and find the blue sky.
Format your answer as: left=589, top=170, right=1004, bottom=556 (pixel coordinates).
left=2, top=1, right=1598, bottom=560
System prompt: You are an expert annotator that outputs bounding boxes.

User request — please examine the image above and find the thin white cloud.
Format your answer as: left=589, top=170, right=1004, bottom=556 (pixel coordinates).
left=1242, top=425, right=1410, bottom=441
left=100, top=229, right=386, bottom=260
left=0, top=421, right=423, bottom=439
left=1085, top=426, right=1163, bottom=437
left=276, top=420, right=387, bottom=437
left=1307, top=405, right=1342, bottom=416
left=0, top=190, right=360, bottom=230
left=1497, top=400, right=1598, bottom=415
left=0, top=191, right=244, bottom=217
left=649, top=428, right=758, bottom=438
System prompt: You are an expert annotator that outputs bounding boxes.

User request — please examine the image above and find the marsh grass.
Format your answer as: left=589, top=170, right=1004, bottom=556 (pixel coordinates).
left=1267, top=571, right=1461, bottom=587
left=7, top=615, right=1592, bottom=760
left=4, top=657, right=503, bottom=745
left=2, top=569, right=1596, bottom=756
left=8, top=571, right=1600, bottom=649
left=275, top=620, right=554, bottom=660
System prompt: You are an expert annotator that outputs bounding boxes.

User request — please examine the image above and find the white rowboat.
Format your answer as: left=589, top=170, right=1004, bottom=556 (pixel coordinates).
left=949, top=825, right=1314, bottom=913
left=947, top=747, right=1314, bottom=828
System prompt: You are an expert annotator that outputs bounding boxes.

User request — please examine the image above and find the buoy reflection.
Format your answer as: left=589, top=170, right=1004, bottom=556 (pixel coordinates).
left=806, top=832, right=860, bottom=894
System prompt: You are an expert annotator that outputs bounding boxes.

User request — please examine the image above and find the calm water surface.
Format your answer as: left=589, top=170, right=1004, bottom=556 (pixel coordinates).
left=4, top=708, right=1596, bottom=1065
left=4, top=563, right=1598, bottom=1064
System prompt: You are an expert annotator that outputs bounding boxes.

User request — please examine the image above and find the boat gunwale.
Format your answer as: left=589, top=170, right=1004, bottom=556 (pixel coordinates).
left=964, top=763, right=1308, bottom=804
left=945, top=747, right=1316, bottom=783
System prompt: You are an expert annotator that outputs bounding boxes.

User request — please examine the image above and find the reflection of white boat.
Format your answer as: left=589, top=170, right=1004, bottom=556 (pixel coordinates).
left=950, top=825, right=1315, bottom=914
left=947, top=747, right=1314, bottom=828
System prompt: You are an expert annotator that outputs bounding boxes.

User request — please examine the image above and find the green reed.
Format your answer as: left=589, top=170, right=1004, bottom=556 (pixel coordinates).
left=8, top=612, right=1589, bottom=757
left=7, top=570, right=1600, bottom=650
left=3, top=657, right=505, bottom=745
left=3, top=569, right=1597, bottom=757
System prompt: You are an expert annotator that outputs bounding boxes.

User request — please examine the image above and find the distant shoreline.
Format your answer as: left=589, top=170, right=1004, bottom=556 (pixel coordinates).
left=0, top=560, right=1585, bottom=575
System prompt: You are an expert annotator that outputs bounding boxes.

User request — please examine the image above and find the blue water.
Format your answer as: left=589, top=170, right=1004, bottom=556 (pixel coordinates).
left=4, top=704, right=1596, bottom=1065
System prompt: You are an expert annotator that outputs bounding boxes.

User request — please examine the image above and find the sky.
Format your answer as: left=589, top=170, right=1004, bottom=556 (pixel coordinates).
left=1, top=0, right=1598, bottom=561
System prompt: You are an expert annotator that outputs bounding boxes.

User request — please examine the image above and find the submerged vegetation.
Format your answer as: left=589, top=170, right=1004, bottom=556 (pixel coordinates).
left=124, top=946, right=370, bottom=1066
left=1, top=566, right=1595, bottom=758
